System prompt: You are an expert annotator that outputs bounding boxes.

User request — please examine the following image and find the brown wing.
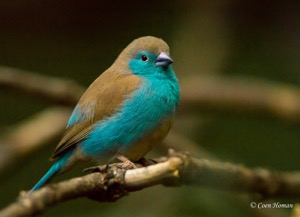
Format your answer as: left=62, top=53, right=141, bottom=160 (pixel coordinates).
left=51, top=68, right=141, bottom=160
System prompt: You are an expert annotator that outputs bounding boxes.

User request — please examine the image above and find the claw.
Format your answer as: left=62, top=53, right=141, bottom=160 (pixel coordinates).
left=116, top=155, right=137, bottom=169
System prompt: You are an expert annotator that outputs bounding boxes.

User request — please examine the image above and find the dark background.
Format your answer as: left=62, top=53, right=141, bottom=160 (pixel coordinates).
left=0, top=1, right=299, bottom=216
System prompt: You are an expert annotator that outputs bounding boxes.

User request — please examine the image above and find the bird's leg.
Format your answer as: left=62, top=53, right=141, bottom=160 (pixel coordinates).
left=116, top=155, right=137, bottom=169
left=83, top=165, right=108, bottom=173
left=84, top=156, right=139, bottom=173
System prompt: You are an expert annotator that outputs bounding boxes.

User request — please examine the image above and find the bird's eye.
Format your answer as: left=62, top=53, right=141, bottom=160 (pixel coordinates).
left=141, top=55, right=148, bottom=62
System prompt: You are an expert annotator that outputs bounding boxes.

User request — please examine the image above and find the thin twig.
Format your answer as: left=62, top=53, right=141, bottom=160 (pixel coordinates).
left=0, top=153, right=299, bottom=217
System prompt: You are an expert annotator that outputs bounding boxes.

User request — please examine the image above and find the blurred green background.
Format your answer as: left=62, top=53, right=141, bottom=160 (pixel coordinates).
left=0, top=1, right=299, bottom=217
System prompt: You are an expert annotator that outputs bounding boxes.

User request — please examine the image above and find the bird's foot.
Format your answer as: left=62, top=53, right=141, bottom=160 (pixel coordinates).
left=83, top=156, right=157, bottom=173
left=166, top=148, right=190, bottom=163
left=116, top=155, right=137, bottom=169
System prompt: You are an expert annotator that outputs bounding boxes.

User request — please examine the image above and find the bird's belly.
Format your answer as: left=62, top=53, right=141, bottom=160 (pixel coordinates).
left=121, top=118, right=172, bottom=161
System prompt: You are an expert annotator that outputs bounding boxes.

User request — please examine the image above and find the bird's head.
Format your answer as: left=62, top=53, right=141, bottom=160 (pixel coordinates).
left=115, top=36, right=174, bottom=78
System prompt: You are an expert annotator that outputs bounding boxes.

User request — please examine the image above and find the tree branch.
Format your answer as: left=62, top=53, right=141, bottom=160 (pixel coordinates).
left=0, top=66, right=83, bottom=106
left=1, top=66, right=300, bottom=124
left=0, top=107, right=72, bottom=178
left=180, top=76, right=300, bottom=123
left=1, top=153, right=300, bottom=217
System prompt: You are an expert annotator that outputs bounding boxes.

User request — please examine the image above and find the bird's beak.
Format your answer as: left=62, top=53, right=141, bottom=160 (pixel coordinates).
left=155, top=52, right=174, bottom=67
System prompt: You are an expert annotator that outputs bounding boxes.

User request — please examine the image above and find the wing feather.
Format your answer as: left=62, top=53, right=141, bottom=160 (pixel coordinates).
left=51, top=69, right=141, bottom=160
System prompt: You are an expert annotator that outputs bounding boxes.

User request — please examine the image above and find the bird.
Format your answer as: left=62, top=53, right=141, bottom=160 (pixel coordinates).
left=30, top=36, right=180, bottom=192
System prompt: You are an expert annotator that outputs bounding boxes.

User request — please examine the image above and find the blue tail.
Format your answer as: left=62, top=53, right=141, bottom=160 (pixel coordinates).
left=29, top=162, right=61, bottom=193
left=29, top=149, right=74, bottom=193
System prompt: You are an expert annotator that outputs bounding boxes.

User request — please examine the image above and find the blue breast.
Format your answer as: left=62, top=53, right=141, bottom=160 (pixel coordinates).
left=81, top=73, right=179, bottom=161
